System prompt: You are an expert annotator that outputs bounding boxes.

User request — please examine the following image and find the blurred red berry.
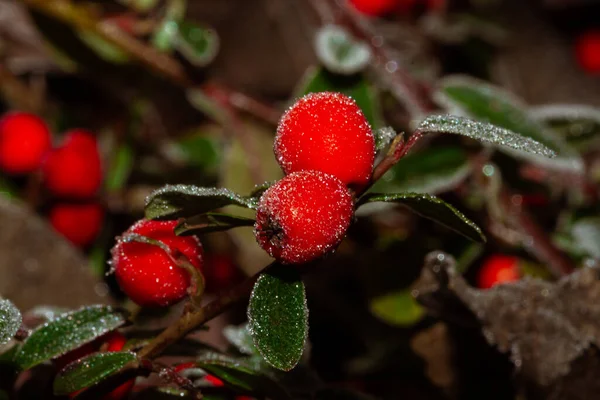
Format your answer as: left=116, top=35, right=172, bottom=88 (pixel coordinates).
left=348, top=0, right=401, bottom=17
left=254, top=171, right=354, bottom=264
left=204, top=254, right=243, bottom=293
left=42, top=129, right=102, bottom=198
left=173, top=362, right=197, bottom=373
left=0, top=112, right=52, bottom=175
left=477, top=255, right=520, bottom=289
left=274, top=92, right=375, bottom=188
left=49, top=203, right=104, bottom=247
left=205, top=374, right=225, bottom=386
left=111, top=220, right=204, bottom=307
left=575, top=30, right=600, bottom=74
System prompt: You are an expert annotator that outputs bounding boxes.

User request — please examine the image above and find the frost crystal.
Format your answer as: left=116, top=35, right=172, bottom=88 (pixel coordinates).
left=0, top=298, right=21, bottom=345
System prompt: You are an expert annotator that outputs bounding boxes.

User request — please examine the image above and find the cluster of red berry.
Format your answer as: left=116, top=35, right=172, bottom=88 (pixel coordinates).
left=0, top=112, right=103, bottom=247
left=255, top=92, right=375, bottom=264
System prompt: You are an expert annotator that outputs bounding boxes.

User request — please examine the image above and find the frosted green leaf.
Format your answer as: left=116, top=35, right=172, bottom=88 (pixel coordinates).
left=359, top=192, right=485, bottom=242
left=145, top=185, right=257, bottom=220
left=370, top=290, right=425, bottom=327
left=530, top=104, right=600, bottom=125
left=314, top=25, right=371, bottom=75
left=371, top=146, right=470, bottom=195
left=374, top=127, right=398, bottom=152
left=571, top=218, right=600, bottom=260
left=223, top=323, right=257, bottom=355
left=0, top=299, right=21, bottom=346
left=247, top=265, right=308, bottom=371
left=174, top=213, right=255, bottom=236
left=53, top=351, right=136, bottom=395
left=417, top=115, right=556, bottom=158
left=434, top=76, right=583, bottom=172
left=14, top=306, right=127, bottom=370
left=174, top=21, right=219, bottom=67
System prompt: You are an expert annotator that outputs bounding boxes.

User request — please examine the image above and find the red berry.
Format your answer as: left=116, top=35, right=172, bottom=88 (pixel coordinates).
left=274, top=92, right=375, bottom=188
left=477, top=255, right=520, bottom=289
left=204, top=254, right=243, bottom=293
left=174, top=362, right=197, bottom=373
left=111, top=220, right=204, bottom=307
left=254, top=170, right=354, bottom=264
left=42, top=129, right=102, bottom=198
left=0, top=112, right=51, bottom=174
left=575, top=30, right=600, bottom=74
left=49, top=203, right=104, bottom=247
left=205, top=374, right=225, bottom=387
left=349, top=0, right=400, bottom=17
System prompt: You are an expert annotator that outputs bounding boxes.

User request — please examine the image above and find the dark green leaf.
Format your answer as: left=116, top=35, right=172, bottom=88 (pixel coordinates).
left=53, top=351, right=136, bottom=395
left=145, top=185, right=256, bottom=220
left=435, top=76, right=583, bottom=172
left=0, top=299, right=21, bottom=346
left=196, top=355, right=290, bottom=399
left=314, top=25, right=371, bottom=75
left=370, top=289, right=425, bottom=327
left=14, top=306, right=127, bottom=370
left=371, top=146, right=470, bottom=194
left=247, top=265, right=308, bottom=371
left=174, top=21, right=219, bottom=67
left=359, top=193, right=485, bottom=242
left=417, top=115, right=556, bottom=158
left=175, top=213, right=255, bottom=236
left=105, top=142, right=134, bottom=192
left=175, top=135, right=220, bottom=170
left=297, top=66, right=382, bottom=128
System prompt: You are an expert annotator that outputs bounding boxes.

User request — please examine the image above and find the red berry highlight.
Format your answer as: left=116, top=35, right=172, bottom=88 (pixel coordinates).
left=0, top=112, right=51, bottom=174
left=575, top=30, right=600, bottom=74
left=111, top=220, right=204, bottom=307
left=477, top=255, right=520, bottom=289
left=349, top=0, right=401, bottom=17
left=49, top=203, right=104, bottom=247
left=254, top=170, right=354, bottom=264
left=274, top=92, right=375, bottom=188
left=42, top=129, right=102, bottom=198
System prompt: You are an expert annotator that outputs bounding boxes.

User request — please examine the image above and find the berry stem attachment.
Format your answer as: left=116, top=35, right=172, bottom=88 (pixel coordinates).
left=136, top=264, right=270, bottom=360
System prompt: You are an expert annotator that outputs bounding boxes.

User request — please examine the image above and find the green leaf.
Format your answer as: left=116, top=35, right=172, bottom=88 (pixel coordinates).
left=314, top=25, right=371, bottom=75
left=571, top=218, right=600, bottom=260
left=105, top=142, right=134, bottom=192
left=417, top=115, right=556, bottom=158
left=174, top=21, right=219, bottom=67
left=14, top=306, right=127, bottom=370
left=145, top=185, right=256, bottom=220
left=117, top=0, right=159, bottom=12
left=247, top=265, right=308, bottom=371
left=296, top=66, right=382, bottom=128
left=434, top=76, right=583, bottom=172
left=370, top=290, right=425, bottom=327
left=175, top=135, right=220, bottom=170
left=196, top=355, right=290, bottom=399
left=530, top=104, right=600, bottom=150
left=175, top=213, right=255, bottom=236
left=374, top=127, right=398, bottom=152
left=359, top=193, right=485, bottom=242
left=371, top=146, right=471, bottom=194
left=76, top=31, right=130, bottom=64
left=53, top=351, right=136, bottom=395
left=0, top=299, right=21, bottom=346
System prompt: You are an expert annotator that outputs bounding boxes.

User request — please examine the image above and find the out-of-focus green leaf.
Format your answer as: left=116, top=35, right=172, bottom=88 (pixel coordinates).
left=0, top=299, right=21, bottom=346
left=359, top=192, right=485, bottom=243
left=248, top=264, right=308, bottom=371
left=296, top=66, right=382, bottom=128
left=14, top=306, right=127, bottom=370
left=370, top=290, right=425, bottom=327
left=372, top=146, right=471, bottom=194
left=434, top=76, right=583, bottom=173
left=105, top=143, right=134, bottom=192
left=314, top=25, right=371, bottom=75
left=175, top=213, right=255, bottom=236
left=175, top=134, right=220, bottom=170
left=116, top=0, right=160, bottom=12
left=0, top=176, right=18, bottom=200
left=53, top=351, right=136, bottom=395
left=571, top=218, right=600, bottom=260
left=174, top=21, right=219, bottom=67
left=530, top=104, right=600, bottom=151
left=76, top=31, right=130, bottom=64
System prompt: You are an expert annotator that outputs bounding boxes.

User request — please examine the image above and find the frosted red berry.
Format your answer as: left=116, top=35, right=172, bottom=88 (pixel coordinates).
left=274, top=92, right=375, bottom=188
left=254, top=170, right=354, bottom=264
left=49, top=203, right=104, bottom=247
left=42, top=129, right=102, bottom=198
left=349, top=0, right=401, bottom=17
left=0, top=112, right=52, bottom=174
left=575, top=30, right=600, bottom=74
left=111, top=219, right=203, bottom=307
left=477, top=255, right=520, bottom=289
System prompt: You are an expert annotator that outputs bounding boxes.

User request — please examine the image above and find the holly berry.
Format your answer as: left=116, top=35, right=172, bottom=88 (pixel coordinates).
left=111, top=220, right=204, bottom=307
left=0, top=112, right=52, bottom=175
left=575, top=30, right=600, bottom=74
left=349, top=0, right=402, bottom=17
left=254, top=170, right=354, bottom=264
left=274, top=92, right=375, bottom=188
left=42, top=129, right=102, bottom=198
left=49, top=202, right=104, bottom=247
left=55, top=331, right=135, bottom=400
left=477, top=255, right=521, bottom=289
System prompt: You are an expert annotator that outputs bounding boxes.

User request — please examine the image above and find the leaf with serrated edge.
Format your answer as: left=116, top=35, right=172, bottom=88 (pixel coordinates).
left=145, top=185, right=256, bottom=220
left=53, top=351, right=136, bottom=395
left=14, top=306, right=127, bottom=370
left=0, top=299, right=21, bottom=346
left=247, top=265, right=308, bottom=371
left=359, top=192, right=485, bottom=242
left=175, top=213, right=255, bottom=236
